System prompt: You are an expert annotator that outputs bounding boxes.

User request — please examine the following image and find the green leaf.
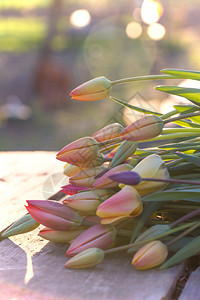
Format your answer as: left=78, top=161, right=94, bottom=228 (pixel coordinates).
left=175, top=120, right=200, bottom=128
left=161, top=69, right=200, bottom=81
left=109, top=141, right=137, bottom=169
left=159, top=142, right=200, bottom=149
left=142, top=189, right=200, bottom=203
left=176, top=152, right=200, bottom=167
left=155, top=86, right=200, bottom=106
left=160, top=233, right=200, bottom=269
left=130, top=201, right=165, bottom=243
left=110, top=96, right=162, bottom=116
left=174, top=104, right=200, bottom=113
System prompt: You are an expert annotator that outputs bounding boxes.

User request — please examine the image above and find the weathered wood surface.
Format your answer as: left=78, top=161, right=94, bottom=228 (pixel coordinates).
left=179, top=266, right=200, bottom=300
left=0, top=152, right=194, bottom=300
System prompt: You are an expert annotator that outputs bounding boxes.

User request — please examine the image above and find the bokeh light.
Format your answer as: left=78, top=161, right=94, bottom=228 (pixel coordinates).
left=126, top=22, right=142, bottom=39
left=147, top=23, right=166, bottom=40
left=70, top=9, right=91, bottom=28
left=141, top=0, right=163, bottom=25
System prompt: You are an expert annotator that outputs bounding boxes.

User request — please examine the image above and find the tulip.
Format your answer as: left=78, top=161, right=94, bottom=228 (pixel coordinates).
left=65, top=248, right=105, bottom=269
left=121, top=115, right=164, bottom=141
left=38, top=226, right=86, bottom=243
left=63, top=164, right=84, bottom=177
left=61, top=184, right=89, bottom=195
left=92, top=123, right=124, bottom=142
left=66, top=224, right=116, bottom=257
left=69, top=166, right=106, bottom=187
left=127, top=224, right=170, bottom=253
left=96, top=186, right=143, bottom=225
left=63, top=189, right=114, bottom=215
left=70, top=76, right=112, bottom=101
left=26, top=200, right=82, bottom=231
left=1, top=214, right=39, bottom=238
left=56, top=137, right=103, bottom=168
left=93, top=164, right=133, bottom=189
left=109, top=171, right=142, bottom=186
left=120, top=154, right=170, bottom=196
left=132, top=241, right=168, bottom=270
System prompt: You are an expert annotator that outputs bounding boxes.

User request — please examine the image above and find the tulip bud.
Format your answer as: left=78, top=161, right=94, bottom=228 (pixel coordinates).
left=26, top=200, right=82, bottom=231
left=66, top=224, right=116, bottom=257
left=93, top=164, right=133, bottom=189
left=70, top=76, right=112, bottom=101
left=1, top=214, right=39, bottom=238
left=121, top=115, right=164, bottom=141
left=132, top=241, right=168, bottom=270
left=69, top=166, right=106, bottom=188
left=63, top=164, right=84, bottom=177
left=65, top=248, right=104, bottom=269
left=38, top=226, right=86, bottom=243
left=63, top=191, right=101, bottom=215
left=92, top=123, right=124, bottom=142
left=109, top=141, right=138, bottom=169
left=56, top=137, right=101, bottom=168
left=120, top=154, right=169, bottom=196
left=61, top=184, right=89, bottom=195
left=127, top=224, right=170, bottom=253
left=109, top=171, right=142, bottom=186
left=63, top=189, right=114, bottom=215
left=96, top=186, right=143, bottom=225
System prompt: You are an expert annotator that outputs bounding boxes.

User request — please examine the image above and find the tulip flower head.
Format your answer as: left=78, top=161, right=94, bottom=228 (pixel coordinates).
left=96, top=186, right=143, bottom=224
left=69, top=166, right=106, bottom=188
left=65, top=248, right=105, bottom=269
left=66, top=224, right=116, bottom=256
left=56, top=137, right=104, bottom=168
left=26, top=200, right=82, bottom=231
left=121, top=115, right=164, bottom=141
left=120, top=154, right=169, bottom=196
left=132, top=241, right=168, bottom=270
left=61, top=184, right=89, bottom=195
left=38, top=226, right=86, bottom=243
left=92, top=123, right=124, bottom=142
left=70, top=76, right=112, bottom=101
left=63, top=188, right=115, bottom=215
left=93, top=164, right=133, bottom=189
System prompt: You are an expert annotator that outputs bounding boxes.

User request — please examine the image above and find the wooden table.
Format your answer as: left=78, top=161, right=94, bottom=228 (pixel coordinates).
left=0, top=152, right=199, bottom=300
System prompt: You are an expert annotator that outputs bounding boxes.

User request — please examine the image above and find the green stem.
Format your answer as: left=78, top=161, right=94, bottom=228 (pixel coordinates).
left=111, top=75, right=177, bottom=86
left=166, top=222, right=200, bottom=247
left=163, top=128, right=200, bottom=134
left=147, top=132, right=199, bottom=142
left=161, top=109, right=178, bottom=120
left=164, top=112, right=200, bottom=124
left=99, top=137, right=122, bottom=147
left=142, top=177, right=200, bottom=186
left=104, top=221, right=198, bottom=255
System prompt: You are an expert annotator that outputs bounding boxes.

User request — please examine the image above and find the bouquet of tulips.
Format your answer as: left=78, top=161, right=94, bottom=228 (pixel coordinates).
left=2, top=68, right=200, bottom=271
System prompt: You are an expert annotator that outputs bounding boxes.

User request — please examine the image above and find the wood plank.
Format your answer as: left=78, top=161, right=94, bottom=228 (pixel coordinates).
left=0, top=152, right=185, bottom=300
left=179, top=266, right=200, bottom=300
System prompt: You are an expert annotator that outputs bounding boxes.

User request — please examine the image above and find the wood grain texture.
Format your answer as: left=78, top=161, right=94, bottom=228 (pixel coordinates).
left=0, top=152, right=185, bottom=300
left=179, top=266, right=200, bottom=300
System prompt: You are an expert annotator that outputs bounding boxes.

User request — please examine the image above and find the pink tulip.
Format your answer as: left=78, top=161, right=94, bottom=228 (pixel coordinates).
left=96, top=186, right=143, bottom=224
left=26, top=200, right=82, bottom=231
left=66, top=224, right=116, bottom=257
left=69, top=166, right=106, bottom=187
left=93, top=164, right=132, bottom=189
left=61, top=184, right=89, bottom=195
left=56, top=137, right=103, bottom=168
left=70, top=76, right=111, bottom=101
left=92, top=123, right=124, bottom=142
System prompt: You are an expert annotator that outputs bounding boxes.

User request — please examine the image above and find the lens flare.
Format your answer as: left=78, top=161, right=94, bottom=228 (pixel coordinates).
left=70, top=9, right=91, bottom=28
left=141, top=0, right=163, bottom=25
left=126, top=22, right=142, bottom=39
left=147, top=23, right=166, bottom=40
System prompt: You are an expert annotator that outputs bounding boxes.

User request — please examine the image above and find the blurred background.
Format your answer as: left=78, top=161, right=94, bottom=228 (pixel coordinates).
left=0, top=0, right=200, bottom=151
